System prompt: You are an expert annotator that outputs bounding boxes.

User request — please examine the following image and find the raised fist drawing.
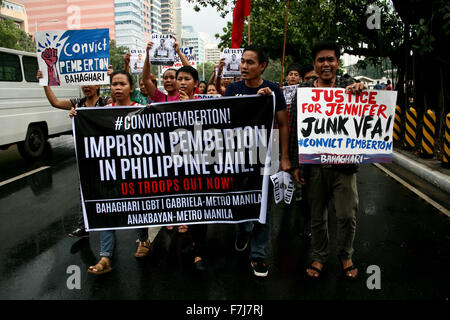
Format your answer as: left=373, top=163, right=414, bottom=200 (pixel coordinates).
left=42, top=48, right=60, bottom=86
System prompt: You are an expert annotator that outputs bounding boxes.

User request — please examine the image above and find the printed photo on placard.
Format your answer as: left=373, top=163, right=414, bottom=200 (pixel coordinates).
left=130, top=48, right=146, bottom=74
left=222, top=48, right=243, bottom=78
left=149, top=34, right=175, bottom=66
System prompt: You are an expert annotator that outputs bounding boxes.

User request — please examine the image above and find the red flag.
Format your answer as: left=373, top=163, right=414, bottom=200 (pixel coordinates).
left=231, top=0, right=251, bottom=48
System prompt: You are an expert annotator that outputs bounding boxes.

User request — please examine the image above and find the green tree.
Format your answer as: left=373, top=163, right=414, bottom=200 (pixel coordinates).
left=109, top=39, right=128, bottom=72
left=197, top=61, right=215, bottom=82
left=0, top=18, right=35, bottom=52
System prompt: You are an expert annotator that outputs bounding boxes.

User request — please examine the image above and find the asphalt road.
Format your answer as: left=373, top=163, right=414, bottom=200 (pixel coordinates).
left=0, top=135, right=448, bottom=301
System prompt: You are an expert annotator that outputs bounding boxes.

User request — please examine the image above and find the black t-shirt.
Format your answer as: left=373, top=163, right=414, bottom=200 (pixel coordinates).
left=224, top=80, right=286, bottom=113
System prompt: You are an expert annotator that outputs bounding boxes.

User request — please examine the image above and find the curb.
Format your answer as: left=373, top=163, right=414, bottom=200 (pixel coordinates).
left=392, top=151, right=450, bottom=194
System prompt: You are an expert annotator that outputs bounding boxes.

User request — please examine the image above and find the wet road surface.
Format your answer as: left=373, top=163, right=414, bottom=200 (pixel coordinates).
left=0, top=136, right=449, bottom=300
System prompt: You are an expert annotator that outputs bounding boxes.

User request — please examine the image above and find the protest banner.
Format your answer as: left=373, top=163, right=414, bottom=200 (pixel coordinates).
left=195, top=94, right=222, bottom=99
left=296, top=88, right=397, bottom=164
left=149, top=34, right=175, bottom=66
left=162, top=47, right=196, bottom=71
left=222, top=48, right=243, bottom=78
left=36, top=29, right=109, bottom=86
left=73, top=95, right=275, bottom=231
left=130, top=49, right=146, bottom=74
left=283, top=84, right=298, bottom=105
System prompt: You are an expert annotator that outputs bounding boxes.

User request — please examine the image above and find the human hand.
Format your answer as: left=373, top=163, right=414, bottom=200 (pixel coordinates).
left=69, top=106, right=77, bottom=118
left=147, top=41, right=154, bottom=52
left=124, top=53, right=130, bottom=64
left=346, top=82, right=368, bottom=95
left=179, top=90, right=189, bottom=101
left=107, top=65, right=114, bottom=76
left=36, top=70, right=43, bottom=80
left=257, top=87, right=272, bottom=96
left=292, top=168, right=306, bottom=185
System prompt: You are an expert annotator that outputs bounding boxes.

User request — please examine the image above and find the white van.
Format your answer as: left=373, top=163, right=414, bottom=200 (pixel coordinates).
left=0, top=47, right=82, bottom=158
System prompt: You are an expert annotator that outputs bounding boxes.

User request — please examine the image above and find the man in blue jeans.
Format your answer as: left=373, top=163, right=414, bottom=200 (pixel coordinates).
left=225, top=45, right=291, bottom=277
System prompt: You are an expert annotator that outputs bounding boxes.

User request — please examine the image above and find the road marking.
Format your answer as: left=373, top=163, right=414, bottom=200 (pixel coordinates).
left=0, top=166, right=51, bottom=187
left=373, top=163, right=450, bottom=217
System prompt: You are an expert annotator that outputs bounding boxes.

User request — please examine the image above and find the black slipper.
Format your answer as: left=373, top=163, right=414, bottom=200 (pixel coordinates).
left=341, top=265, right=359, bottom=281
left=306, top=264, right=323, bottom=279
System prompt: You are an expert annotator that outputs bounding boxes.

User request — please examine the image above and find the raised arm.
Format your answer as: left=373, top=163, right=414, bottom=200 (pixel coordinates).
left=123, top=53, right=130, bottom=72
left=208, top=64, right=217, bottom=85
left=173, top=36, right=190, bottom=67
left=142, top=41, right=157, bottom=99
left=215, top=58, right=226, bottom=95
left=37, top=70, right=72, bottom=110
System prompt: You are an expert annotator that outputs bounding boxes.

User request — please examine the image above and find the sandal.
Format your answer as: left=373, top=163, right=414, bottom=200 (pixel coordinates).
left=306, top=261, right=323, bottom=279
left=135, top=239, right=150, bottom=258
left=339, top=259, right=358, bottom=281
left=177, top=225, right=188, bottom=233
left=88, top=257, right=112, bottom=275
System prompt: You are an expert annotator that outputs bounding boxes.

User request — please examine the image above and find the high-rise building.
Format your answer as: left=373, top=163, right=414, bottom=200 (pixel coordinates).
left=160, top=0, right=175, bottom=35
left=16, top=0, right=116, bottom=39
left=174, top=0, right=181, bottom=40
left=205, top=43, right=221, bottom=63
left=114, top=0, right=144, bottom=48
left=181, top=25, right=205, bottom=65
left=149, top=0, right=162, bottom=35
left=1, top=0, right=29, bottom=33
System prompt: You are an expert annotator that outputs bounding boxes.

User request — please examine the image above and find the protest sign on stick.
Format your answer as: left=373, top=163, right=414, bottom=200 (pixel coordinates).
left=296, top=88, right=397, bottom=164
left=36, top=29, right=110, bottom=86
left=73, top=95, right=276, bottom=231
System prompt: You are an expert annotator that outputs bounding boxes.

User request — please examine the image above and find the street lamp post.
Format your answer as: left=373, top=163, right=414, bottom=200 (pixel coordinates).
left=34, top=19, right=59, bottom=38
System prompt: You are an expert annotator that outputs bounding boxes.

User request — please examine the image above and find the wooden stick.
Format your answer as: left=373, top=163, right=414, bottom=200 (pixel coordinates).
left=280, top=0, right=290, bottom=87
left=248, top=14, right=251, bottom=45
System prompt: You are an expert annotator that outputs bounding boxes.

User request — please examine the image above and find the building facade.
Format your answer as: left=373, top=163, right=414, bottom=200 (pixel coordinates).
left=205, top=43, right=221, bottom=63
left=174, top=0, right=181, bottom=40
left=1, top=0, right=29, bottom=33
left=181, top=25, right=205, bottom=65
left=160, top=0, right=175, bottom=35
left=16, top=0, right=116, bottom=39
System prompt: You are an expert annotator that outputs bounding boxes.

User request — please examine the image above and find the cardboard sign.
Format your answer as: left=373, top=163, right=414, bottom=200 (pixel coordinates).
left=36, top=29, right=110, bottom=86
left=296, top=88, right=398, bottom=164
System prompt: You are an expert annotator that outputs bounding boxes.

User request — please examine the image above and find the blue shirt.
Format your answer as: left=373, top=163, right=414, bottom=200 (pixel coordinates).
left=224, top=80, right=286, bottom=113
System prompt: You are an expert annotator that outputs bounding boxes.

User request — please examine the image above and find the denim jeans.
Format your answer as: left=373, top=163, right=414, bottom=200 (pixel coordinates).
left=237, top=184, right=273, bottom=260
left=100, top=228, right=149, bottom=257
left=136, top=228, right=148, bottom=242
left=100, top=230, right=115, bottom=258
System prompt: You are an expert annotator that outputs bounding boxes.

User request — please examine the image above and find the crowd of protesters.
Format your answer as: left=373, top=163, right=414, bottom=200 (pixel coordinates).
left=41, top=35, right=374, bottom=281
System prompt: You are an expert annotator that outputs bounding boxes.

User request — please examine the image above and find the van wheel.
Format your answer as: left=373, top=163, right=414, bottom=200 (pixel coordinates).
left=18, top=125, right=46, bottom=158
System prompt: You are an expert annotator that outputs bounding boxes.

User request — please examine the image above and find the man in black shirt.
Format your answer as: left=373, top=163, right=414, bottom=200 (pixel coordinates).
left=225, top=45, right=290, bottom=277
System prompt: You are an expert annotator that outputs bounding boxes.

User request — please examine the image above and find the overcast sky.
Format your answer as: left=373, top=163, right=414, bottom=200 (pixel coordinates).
left=181, top=0, right=232, bottom=44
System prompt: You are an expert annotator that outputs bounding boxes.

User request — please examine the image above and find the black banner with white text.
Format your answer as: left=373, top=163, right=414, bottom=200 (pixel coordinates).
left=73, top=95, right=275, bottom=231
